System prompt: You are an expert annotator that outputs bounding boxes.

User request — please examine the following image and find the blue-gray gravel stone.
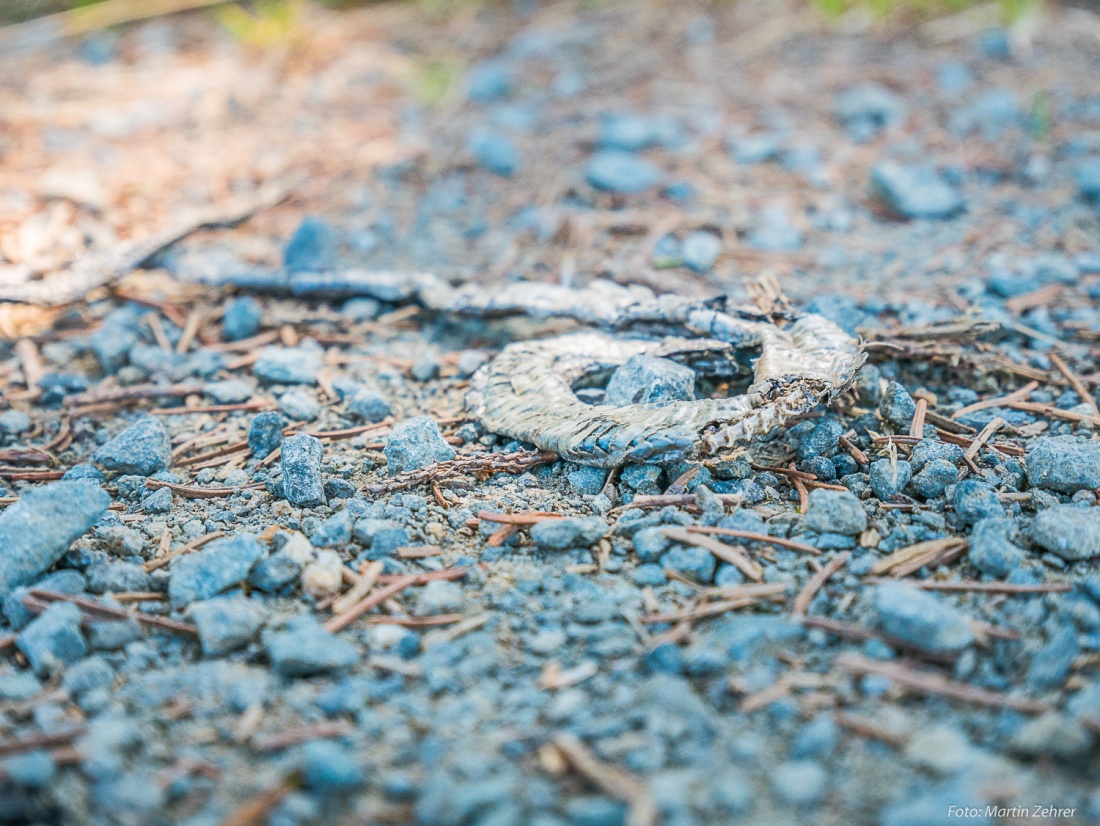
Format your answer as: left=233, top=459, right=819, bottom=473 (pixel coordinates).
left=834, top=83, right=906, bottom=141
left=347, top=385, right=391, bottom=423
left=869, top=459, right=912, bottom=500
left=1026, top=436, right=1100, bottom=493
left=470, top=131, right=519, bottom=176
left=0, top=480, right=110, bottom=598
left=567, top=466, right=607, bottom=495
left=879, top=381, right=917, bottom=428
left=248, top=549, right=301, bottom=594
left=248, top=411, right=285, bottom=460
left=604, top=356, right=695, bottom=407
left=771, top=760, right=828, bottom=806
left=142, top=486, right=173, bottom=513
left=660, top=545, right=716, bottom=583
left=1030, top=505, right=1100, bottom=561
left=253, top=345, right=323, bottom=385
left=190, top=596, right=267, bottom=657
left=872, top=582, right=974, bottom=653
left=300, top=739, right=365, bottom=792
left=284, top=217, right=338, bottom=273
left=871, top=162, right=965, bottom=219
left=168, top=534, right=265, bottom=607
left=584, top=151, right=660, bottom=194
left=3, top=750, right=55, bottom=788
left=909, top=458, right=958, bottom=499
left=799, top=419, right=843, bottom=460
left=384, top=416, right=455, bottom=475
left=968, top=517, right=1028, bottom=576
left=680, top=231, right=722, bottom=272
left=802, top=489, right=867, bottom=535
left=265, top=619, right=358, bottom=677
left=222, top=296, right=262, bottom=341
left=953, top=479, right=1005, bottom=526
left=94, top=418, right=171, bottom=476
left=530, top=517, right=606, bottom=551
left=16, top=602, right=86, bottom=675
left=86, top=561, right=150, bottom=594
left=632, top=526, right=673, bottom=562
left=281, top=433, right=325, bottom=507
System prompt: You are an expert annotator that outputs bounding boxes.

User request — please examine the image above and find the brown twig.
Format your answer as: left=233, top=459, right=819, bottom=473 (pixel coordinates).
left=364, top=450, right=556, bottom=495
left=1050, top=352, right=1100, bottom=417
left=908, top=398, right=927, bottom=438
left=684, top=525, right=822, bottom=555
left=28, top=589, right=197, bottom=636
left=838, top=433, right=869, bottom=465
left=790, top=552, right=849, bottom=617
left=870, top=537, right=968, bottom=578
left=951, top=381, right=1038, bottom=420
left=836, top=652, right=1048, bottom=713
left=663, top=526, right=764, bottom=582
left=551, top=734, right=656, bottom=826
left=144, top=479, right=263, bottom=499
left=801, top=615, right=957, bottom=665
left=142, top=531, right=225, bottom=572
left=862, top=578, right=1070, bottom=594
left=0, top=726, right=86, bottom=759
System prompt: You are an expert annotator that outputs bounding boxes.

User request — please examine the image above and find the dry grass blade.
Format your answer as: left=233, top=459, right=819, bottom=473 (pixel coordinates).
left=142, top=531, right=225, bottom=572
left=332, top=561, right=384, bottom=615
left=862, top=578, right=1070, bottom=594
left=1050, top=352, right=1100, bottom=417
left=218, top=779, right=296, bottom=826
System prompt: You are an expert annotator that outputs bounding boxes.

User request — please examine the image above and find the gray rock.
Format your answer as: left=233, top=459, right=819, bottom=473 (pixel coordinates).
left=85, top=561, right=150, bottom=594
left=203, top=379, right=252, bottom=404
left=968, top=518, right=1027, bottom=577
left=94, top=418, right=171, bottom=476
left=248, top=549, right=301, bottom=593
left=604, top=356, right=695, bottom=407
left=909, top=458, right=958, bottom=499
left=799, top=419, right=843, bottom=460
left=16, top=602, right=86, bottom=675
left=61, top=656, right=115, bottom=697
left=871, top=162, right=965, bottom=219
left=1031, top=504, right=1100, bottom=561
left=567, top=466, right=607, bottom=495
left=872, top=582, right=974, bottom=653
left=253, top=345, right=323, bottom=385
left=248, top=411, right=285, bottom=460
left=1026, top=436, right=1100, bottom=493
left=680, top=231, right=722, bottom=273
left=563, top=796, right=627, bottom=826
left=879, top=381, right=916, bottom=428
left=87, top=618, right=143, bottom=651
left=142, top=486, right=173, bottom=514
left=791, top=715, right=839, bottom=759
left=266, top=620, right=358, bottom=677
left=1010, top=712, right=1093, bottom=760
left=190, top=596, right=267, bottom=656
left=660, top=545, right=716, bottom=583
left=802, top=489, right=867, bottom=535
left=347, top=385, right=391, bottom=423
left=0, top=671, right=42, bottom=700
left=910, top=440, right=964, bottom=472
left=311, top=509, right=353, bottom=547
left=0, top=480, right=110, bottom=598
left=470, top=131, right=519, bottom=176
left=300, top=739, right=365, bottom=792
left=281, top=433, right=325, bottom=507
left=584, top=150, right=660, bottom=193
left=530, top=517, right=607, bottom=551
left=4, top=749, right=54, bottom=787
left=222, top=296, right=262, bottom=341
left=632, top=526, right=673, bottom=562
left=384, top=416, right=455, bottom=475
left=0, top=409, right=31, bottom=434
left=771, top=760, right=827, bottom=806
left=168, top=534, right=265, bottom=607
left=284, top=217, right=338, bottom=273
left=1078, top=157, right=1100, bottom=202
left=834, top=83, right=906, bottom=140
left=869, top=459, right=912, bottom=500
left=414, top=580, right=465, bottom=616
left=953, top=479, right=1004, bottom=526
left=278, top=387, right=321, bottom=421
left=1027, top=625, right=1079, bottom=690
